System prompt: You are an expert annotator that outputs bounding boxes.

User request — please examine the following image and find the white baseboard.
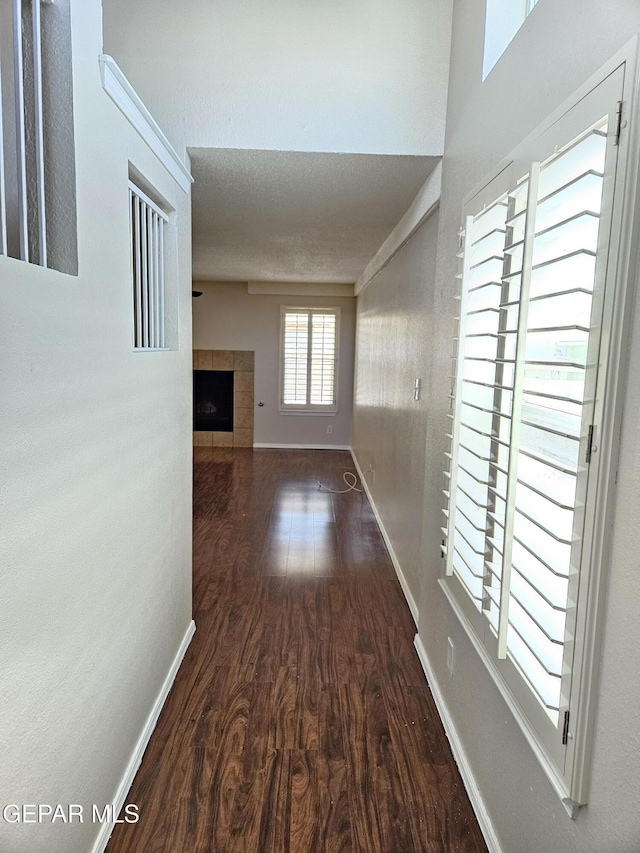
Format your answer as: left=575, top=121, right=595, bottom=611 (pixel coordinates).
left=350, top=448, right=419, bottom=626
left=413, top=634, right=503, bottom=853
left=91, top=619, right=196, bottom=853
left=253, top=443, right=351, bottom=450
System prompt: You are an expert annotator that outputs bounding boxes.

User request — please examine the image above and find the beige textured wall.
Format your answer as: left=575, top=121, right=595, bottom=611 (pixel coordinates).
left=0, top=2, right=193, bottom=850
left=351, top=212, right=440, bottom=610
left=192, top=282, right=355, bottom=447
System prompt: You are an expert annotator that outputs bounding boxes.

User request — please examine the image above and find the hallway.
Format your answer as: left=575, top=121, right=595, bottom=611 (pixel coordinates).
left=107, top=448, right=487, bottom=852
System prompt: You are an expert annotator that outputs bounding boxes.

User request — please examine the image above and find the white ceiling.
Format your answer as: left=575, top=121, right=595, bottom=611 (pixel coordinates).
left=189, top=148, right=439, bottom=283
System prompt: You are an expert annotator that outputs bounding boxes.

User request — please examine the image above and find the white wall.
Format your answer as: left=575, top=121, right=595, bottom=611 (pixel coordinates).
left=351, top=1, right=640, bottom=851
left=0, top=3, right=193, bottom=851
left=351, top=211, right=439, bottom=610
left=192, top=282, right=355, bottom=447
left=101, top=0, right=453, bottom=157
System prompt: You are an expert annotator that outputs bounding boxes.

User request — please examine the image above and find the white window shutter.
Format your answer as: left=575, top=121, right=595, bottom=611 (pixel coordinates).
left=282, top=311, right=309, bottom=405
left=281, top=308, right=339, bottom=410
left=442, top=91, right=621, bottom=805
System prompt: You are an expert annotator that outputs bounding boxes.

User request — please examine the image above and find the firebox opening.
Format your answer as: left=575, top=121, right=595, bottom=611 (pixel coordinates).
left=193, top=370, right=234, bottom=432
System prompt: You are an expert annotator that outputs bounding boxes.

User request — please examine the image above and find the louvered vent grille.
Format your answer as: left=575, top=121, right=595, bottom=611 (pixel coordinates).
left=129, top=182, right=169, bottom=351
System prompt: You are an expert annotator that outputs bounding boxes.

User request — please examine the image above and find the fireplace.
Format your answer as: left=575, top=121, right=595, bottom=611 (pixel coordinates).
left=193, top=370, right=234, bottom=432
left=192, top=350, right=254, bottom=447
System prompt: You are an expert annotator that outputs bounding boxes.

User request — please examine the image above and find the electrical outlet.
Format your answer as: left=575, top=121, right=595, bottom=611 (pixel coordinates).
left=326, top=425, right=333, bottom=435
left=446, top=637, right=455, bottom=677
left=366, top=464, right=375, bottom=484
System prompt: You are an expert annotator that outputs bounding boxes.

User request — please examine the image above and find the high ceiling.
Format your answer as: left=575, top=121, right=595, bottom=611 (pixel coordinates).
left=189, top=148, right=439, bottom=283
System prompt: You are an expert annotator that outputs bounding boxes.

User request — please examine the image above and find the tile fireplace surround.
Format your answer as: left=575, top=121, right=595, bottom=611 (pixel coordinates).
left=192, top=349, right=254, bottom=447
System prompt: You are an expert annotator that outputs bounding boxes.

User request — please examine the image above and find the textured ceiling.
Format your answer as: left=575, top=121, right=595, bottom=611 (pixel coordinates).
left=189, top=148, right=439, bottom=283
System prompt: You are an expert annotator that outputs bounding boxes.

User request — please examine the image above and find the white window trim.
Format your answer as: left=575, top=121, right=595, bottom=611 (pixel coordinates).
left=440, top=45, right=640, bottom=814
left=279, top=306, right=341, bottom=413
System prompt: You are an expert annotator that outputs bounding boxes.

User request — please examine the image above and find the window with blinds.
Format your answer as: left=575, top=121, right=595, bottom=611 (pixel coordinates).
left=280, top=308, right=339, bottom=411
left=129, top=181, right=169, bottom=351
left=441, top=66, right=628, bottom=809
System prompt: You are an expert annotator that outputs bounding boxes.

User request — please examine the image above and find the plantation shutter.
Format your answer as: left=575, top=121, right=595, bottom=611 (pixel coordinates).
left=282, top=311, right=309, bottom=405
left=443, top=96, right=618, bottom=773
left=281, top=308, right=339, bottom=410
left=310, top=312, right=337, bottom=405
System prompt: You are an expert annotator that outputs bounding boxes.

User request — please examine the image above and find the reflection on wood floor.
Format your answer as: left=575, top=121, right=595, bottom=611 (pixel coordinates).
left=107, top=448, right=488, bottom=853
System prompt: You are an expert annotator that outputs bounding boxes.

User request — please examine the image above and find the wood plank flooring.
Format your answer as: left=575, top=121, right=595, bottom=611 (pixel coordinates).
left=107, top=448, right=488, bottom=853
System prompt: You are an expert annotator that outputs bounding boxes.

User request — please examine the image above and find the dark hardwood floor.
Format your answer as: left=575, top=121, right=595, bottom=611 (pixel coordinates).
left=107, top=448, right=488, bottom=853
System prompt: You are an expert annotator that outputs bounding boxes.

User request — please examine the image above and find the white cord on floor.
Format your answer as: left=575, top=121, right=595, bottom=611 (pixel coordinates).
left=317, top=471, right=363, bottom=494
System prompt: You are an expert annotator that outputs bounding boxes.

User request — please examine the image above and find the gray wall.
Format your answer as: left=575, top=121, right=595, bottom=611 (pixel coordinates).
left=352, top=1, right=640, bottom=851
left=352, top=212, right=440, bottom=611
left=192, top=282, right=355, bottom=447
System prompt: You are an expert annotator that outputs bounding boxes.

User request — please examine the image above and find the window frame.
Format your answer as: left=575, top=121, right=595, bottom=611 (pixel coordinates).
left=440, top=59, right=637, bottom=813
left=279, top=306, right=341, bottom=414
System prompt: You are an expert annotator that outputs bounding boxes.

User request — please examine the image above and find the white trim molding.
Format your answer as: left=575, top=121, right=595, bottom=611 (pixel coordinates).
left=254, top=443, right=350, bottom=450
left=350, top=448, right=419, bottom=625
left=91, top=619, right=196, bottom=853
left=248, top=281, right=354, bottom=297
left=413, top=633, right=504, bottom=853
left=99, top=55, right=193, bottom=193
left=355, top=160, right=442, bottom=296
